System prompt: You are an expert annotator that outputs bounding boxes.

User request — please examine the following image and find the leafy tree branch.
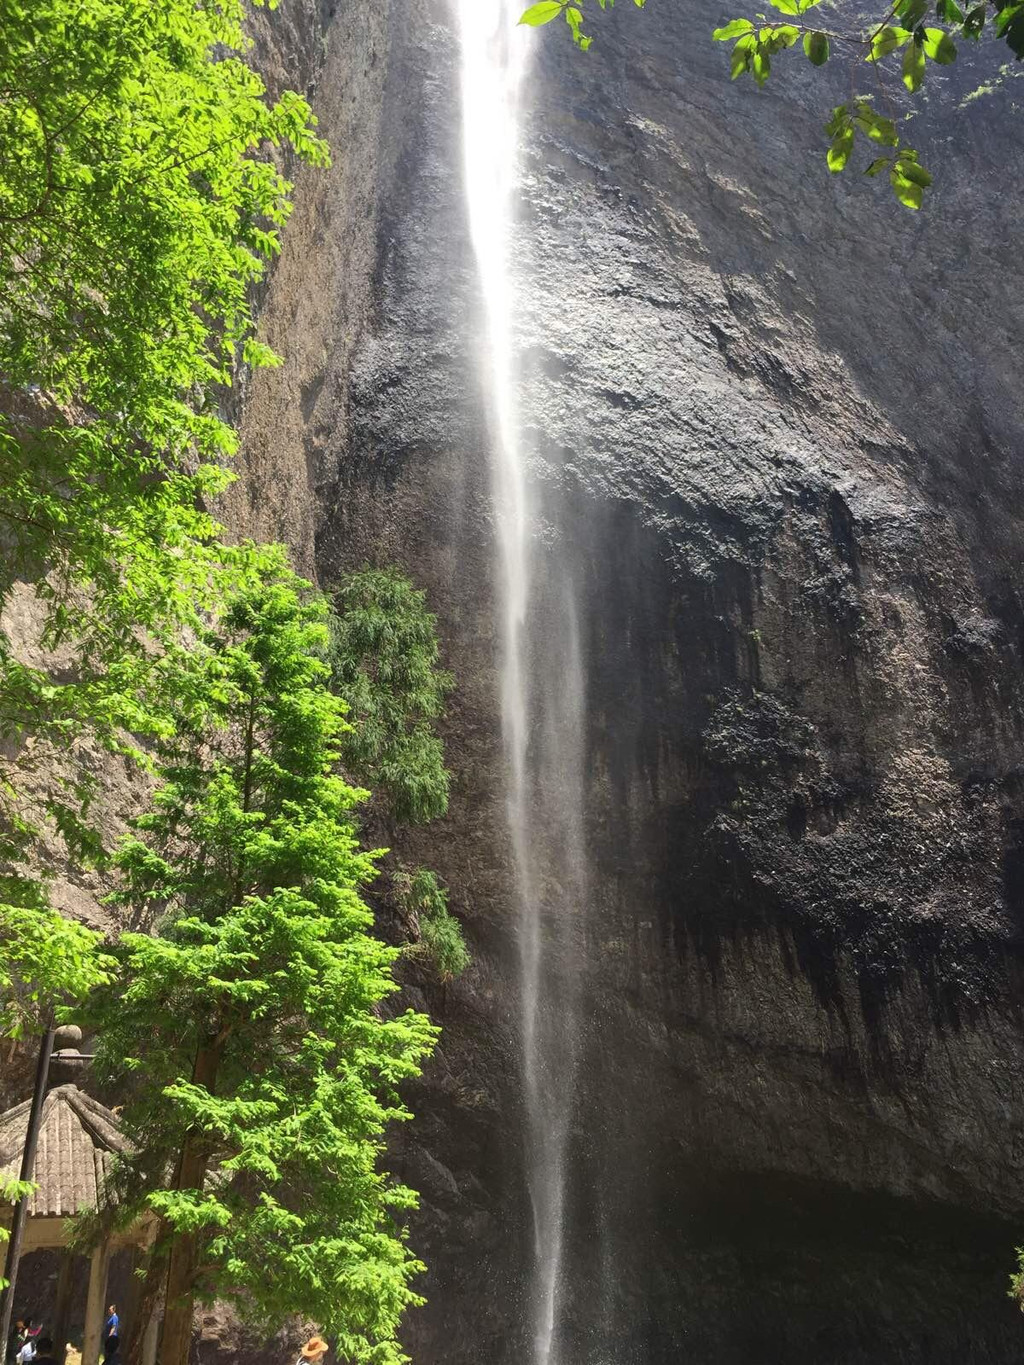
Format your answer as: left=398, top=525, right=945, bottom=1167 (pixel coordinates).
left=518, top=0, right=1024, bottom=206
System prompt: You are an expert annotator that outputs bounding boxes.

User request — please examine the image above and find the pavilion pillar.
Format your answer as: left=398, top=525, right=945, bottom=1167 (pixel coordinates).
left=52, top=1250, right=76, bottom=1364
left=82, top=1240, right=111, bottom=1365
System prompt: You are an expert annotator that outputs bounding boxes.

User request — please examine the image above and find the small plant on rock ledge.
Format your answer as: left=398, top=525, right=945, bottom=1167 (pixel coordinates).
left=395, top=868, right=471, bottom=984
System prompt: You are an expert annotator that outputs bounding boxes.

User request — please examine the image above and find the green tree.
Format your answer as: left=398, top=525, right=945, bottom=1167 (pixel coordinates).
left=0, top=903, right=110, bottom=1039
left=0, top=0, right=327, bottom=747
left=83, top=551, right=437, bottom=1365
left=519, top=0, right=1022, bottom=208
left=326, top=569, right=453, bottom=825
left=0, top=0, right=327, bottom=920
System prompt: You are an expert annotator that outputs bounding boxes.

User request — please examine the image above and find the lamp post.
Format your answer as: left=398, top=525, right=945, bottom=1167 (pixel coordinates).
left=0, top=1013, right=56, bottom=1355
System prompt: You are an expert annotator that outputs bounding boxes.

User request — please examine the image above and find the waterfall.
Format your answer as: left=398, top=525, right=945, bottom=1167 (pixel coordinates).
left=456, top=6, right=588, bottom=1363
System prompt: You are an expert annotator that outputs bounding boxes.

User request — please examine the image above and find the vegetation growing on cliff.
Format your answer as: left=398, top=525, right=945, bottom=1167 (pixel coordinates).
left=519, top=0, right=1021, bottom=207
left=326, top=570, right=468, bottom=985
left=0, top=0, right=327, bottom=640
left=395, top=868, right=471, bottom=982
left=327, top=569, right=453, bottom=825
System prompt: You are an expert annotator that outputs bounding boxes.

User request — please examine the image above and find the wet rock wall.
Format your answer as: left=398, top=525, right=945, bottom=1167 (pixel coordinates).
left=239, top=0, right=1024, bottom=1359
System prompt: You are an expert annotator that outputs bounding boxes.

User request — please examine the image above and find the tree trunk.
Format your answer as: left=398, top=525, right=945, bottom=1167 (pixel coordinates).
left=155, top=1039, right=222, bottom=1365
left=123, top=1255, right=165, bottom=1365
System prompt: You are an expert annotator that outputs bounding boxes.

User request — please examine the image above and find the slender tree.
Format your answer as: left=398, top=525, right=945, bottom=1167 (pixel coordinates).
left=85, top=550, right=437, bottom=1365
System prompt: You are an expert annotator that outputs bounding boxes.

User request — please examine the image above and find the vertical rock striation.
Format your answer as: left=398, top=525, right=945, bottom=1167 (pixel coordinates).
left=240, top=0, right=1024, bottom=1359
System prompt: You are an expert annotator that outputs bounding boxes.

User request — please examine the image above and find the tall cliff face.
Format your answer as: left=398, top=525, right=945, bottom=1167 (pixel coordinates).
left=239, top=0, right=1024, bottom=1359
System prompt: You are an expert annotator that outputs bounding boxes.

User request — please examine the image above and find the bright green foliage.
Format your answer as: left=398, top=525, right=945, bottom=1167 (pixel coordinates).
left=0, top=0, right=327, bottom=926
left=395, top=869, right=470, bottom=984
left=822, top=99, right=933, bottom=207
left=1010, top=1252, right=1024, bottom=1312
left=520, top=0, right=646, bottom=51
left=716, top=18, right=802, bottom=85
left=521, top=0, right=1024, bottom=207
left=326, top=569, right=453, bottom=825
left=0, top=903, right=111, bottom=1038
left=0, top=1172, right=37, bottom=1288
left=84, top=552, right=437, bottom=1362
left=0, top=0, right=328, bottom=729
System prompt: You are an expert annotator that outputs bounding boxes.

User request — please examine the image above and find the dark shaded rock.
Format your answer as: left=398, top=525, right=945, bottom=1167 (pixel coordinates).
left=237, top=0, right=1024, bottom=1360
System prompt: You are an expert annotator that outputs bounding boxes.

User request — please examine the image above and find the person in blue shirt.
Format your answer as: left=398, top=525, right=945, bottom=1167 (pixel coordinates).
left=103, top=1306, right=119, bottom=1362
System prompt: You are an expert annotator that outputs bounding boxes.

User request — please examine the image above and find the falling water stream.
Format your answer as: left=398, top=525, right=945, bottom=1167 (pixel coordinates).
left=456, top=6, right=589, bottom=1363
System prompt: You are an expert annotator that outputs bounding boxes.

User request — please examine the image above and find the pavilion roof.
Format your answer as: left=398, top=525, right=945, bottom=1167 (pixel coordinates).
left=0, top=1084, right=131, bottom=1218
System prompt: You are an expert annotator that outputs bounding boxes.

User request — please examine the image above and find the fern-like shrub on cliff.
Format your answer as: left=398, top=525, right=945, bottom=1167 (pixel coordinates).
left=326, top=569, right=453, bottom=825
left=326, top=570, right=469, bottom=984
left=395, top=868, right=470, bottom=983
left=83, top=551, right=437, bottom=1365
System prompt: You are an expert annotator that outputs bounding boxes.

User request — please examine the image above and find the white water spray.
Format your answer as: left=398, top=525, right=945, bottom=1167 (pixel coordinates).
left=456, top=7, right=588, bottom=1364
left=455, top=0, right=530, bottom=856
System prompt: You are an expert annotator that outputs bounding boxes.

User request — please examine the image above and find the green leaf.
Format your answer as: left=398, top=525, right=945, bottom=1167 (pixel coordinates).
left=890, top=171, right=925, bottom=207
left=864, top=156, right=891, bottom=175
left=922, top=25, right=958, bottom=59
left=803, top=29, right=830, bottom=60
left=797, top=0, right=824, bottom=11
left=731, top=33, right=756, bottom=75
left=902, top=39, right=926, bottom=87
left=853, top=102, right=898, bottom=144
left=996, top=2, right=1024, bottom=54
left=935, top=0, right=964, bottom=20
left=825, top=103, right=850, bottom=137
left=895, top=0, right=929, bottom=26
left=897, top=156, right=933, bottom=185
left=867, top=25, right=913, bottom=59
left=753, top=44, right=772, bottom=81
left=963, top=3, right=986, bottom=34
left=827, top=128, right=855, bottom=172
left=713, top=18, right=755, bottom=38
left=769, top=24, right=801, bottom=46
left=519, top=1, right=565, bottom=24
left=768, top=0, right=800, bottom=15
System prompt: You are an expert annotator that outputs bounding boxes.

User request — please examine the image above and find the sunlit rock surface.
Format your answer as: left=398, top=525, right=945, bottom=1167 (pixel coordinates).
left=238, top=0, right=1024, bottom=1359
